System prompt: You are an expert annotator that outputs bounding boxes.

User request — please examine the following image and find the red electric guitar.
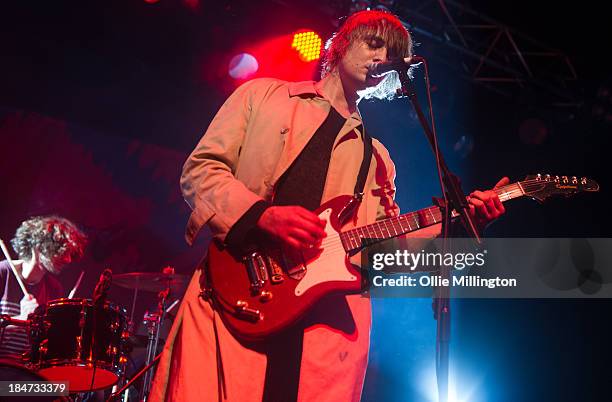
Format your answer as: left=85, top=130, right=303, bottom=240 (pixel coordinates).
left=204, top=174, right=599, bottom=340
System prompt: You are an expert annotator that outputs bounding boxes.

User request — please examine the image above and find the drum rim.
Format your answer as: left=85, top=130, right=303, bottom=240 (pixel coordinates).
left=33, top=358, right=121, bottom=372
left=42, top=297, right=127, bottom=314
left=36, top=361, right=121, bottom=391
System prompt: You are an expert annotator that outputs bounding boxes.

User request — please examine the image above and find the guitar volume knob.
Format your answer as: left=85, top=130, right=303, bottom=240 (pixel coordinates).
left=234, top=300, right=263, bottom=322
left=259, top=291, right=273, bottom=302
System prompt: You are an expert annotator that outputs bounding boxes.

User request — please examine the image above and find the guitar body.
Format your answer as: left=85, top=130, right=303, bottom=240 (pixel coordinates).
left=206, top=195, right=363, bottom=341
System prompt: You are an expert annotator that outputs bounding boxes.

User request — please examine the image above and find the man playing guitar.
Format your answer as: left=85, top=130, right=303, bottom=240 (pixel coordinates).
left=150, top=10, right=505, bottom=402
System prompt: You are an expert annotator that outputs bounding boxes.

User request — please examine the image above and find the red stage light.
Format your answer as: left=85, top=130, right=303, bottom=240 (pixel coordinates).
left=291, top=31, right=322, bottom=62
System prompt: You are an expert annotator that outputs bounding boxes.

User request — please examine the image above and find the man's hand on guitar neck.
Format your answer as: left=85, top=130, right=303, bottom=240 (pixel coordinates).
left=467, top=176, right=509, bottom=231
left=257, top=206, right=327, bottom=251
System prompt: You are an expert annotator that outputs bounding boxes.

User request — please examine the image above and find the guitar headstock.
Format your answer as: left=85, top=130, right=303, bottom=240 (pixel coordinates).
left=522, top=174, right=599, bottom=203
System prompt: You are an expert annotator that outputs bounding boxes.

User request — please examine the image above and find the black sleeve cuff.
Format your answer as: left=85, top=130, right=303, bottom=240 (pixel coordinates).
left=225, top=200, right=271, bottom=251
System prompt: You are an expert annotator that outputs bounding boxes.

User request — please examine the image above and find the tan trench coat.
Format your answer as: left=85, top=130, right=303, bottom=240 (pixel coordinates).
left=149, top=78, right=408, bottom=402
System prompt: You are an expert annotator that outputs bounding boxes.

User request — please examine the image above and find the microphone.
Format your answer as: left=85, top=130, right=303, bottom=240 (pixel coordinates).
left=93, top=268, right=112, bottom=305
left=368, top=56, right=424, bottom=78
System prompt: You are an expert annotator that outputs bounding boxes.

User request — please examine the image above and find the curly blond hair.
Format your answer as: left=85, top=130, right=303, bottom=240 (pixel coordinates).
left=11, top=215, right=87, bottom=273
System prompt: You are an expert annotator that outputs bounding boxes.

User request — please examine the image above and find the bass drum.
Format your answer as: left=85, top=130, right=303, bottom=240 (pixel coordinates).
left=29, top=298, right=129, bottom=392
left=0, top=361, right=58, bottom=401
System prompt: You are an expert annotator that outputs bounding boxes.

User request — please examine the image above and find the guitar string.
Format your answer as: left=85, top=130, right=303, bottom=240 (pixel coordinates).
left=348, top=177, right=583, bottom=239
left=317, top=178, right=587, bottom=252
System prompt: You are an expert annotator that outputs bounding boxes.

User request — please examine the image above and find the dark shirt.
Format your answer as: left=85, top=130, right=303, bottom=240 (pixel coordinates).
left=225, top=107, right=349, bottom=249
left=273, top=107, right=348, bottom=210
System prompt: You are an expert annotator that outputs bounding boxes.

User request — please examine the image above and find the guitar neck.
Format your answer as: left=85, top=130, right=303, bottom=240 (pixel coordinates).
left=339, top=182, right=526, bottom=253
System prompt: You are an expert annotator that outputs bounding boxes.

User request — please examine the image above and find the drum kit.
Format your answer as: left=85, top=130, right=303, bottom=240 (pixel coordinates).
left=0, top=269, right=189, bottom=402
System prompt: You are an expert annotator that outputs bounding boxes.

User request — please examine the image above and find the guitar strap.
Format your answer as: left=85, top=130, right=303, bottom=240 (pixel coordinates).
left=336, top=124, right=372, bottom=224
left=353, top=124, right=373, bottom=199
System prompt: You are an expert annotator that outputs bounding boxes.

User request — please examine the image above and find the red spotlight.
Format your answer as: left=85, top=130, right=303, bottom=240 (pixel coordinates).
left=291, top=31, right=322, bottom=62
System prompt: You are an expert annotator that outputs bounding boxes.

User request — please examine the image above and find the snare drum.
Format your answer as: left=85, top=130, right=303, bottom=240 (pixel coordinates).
left=29, top=298, right=129, bottom=392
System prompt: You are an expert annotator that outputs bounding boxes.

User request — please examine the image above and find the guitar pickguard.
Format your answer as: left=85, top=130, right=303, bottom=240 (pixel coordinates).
left=294, top=208, right=357, bottom=296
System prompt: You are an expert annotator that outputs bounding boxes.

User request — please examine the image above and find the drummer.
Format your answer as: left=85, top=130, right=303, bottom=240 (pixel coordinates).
left=0, top=215, right=87, bottom=361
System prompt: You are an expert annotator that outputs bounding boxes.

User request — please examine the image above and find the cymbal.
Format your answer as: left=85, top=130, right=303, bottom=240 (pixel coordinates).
left=113, top=272, right=189, bottom=292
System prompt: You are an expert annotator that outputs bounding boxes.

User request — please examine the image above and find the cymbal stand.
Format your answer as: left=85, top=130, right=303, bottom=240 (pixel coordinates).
left=112, top=286, right=139, bottom=402
left=140, top=285, right=170, bottom=401
left=129, top=287, right=139, bottom=332
left=106, top=294, right=181, bottom=402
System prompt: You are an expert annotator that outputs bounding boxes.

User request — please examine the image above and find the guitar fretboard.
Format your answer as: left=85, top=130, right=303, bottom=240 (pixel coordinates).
left=339, top=182, right=525, bottom=253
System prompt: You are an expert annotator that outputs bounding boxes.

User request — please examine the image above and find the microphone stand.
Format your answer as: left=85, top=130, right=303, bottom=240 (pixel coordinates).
left=394, top=62, right=482, bottom=402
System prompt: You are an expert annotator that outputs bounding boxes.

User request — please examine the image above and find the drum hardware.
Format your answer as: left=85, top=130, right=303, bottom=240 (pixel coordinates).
left=114, top=269, right=188, bottom=334
left=39, top=339, right=49, bottom=357
left=77, top=300, right=87, bottom=360
left=0, top=314, right=30, bottom=327
left=85, top=269, right=114, bottom=391
left=106, top=353, right=162, bottom=402
left=112, top=270, right=189, bottom=293
left=1, top=315, right=32, bottom=364
left=141, top=268, right=174, bottom=401
left=111, top=267, right=186, bottom=401
left=0, top=267, right=187, bottom=400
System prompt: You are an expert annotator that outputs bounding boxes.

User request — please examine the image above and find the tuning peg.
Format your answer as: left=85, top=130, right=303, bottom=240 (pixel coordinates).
left=536, top=174, right=542, bottom=181
left=581, top=177, right=587, bottom=185
left=571, top=176, right=578, bottom=184
left=554, top=175, right=560, bottom=183
left=562, top=176, right=568, bottom=184
left=544, top=174, right=551, bottom=181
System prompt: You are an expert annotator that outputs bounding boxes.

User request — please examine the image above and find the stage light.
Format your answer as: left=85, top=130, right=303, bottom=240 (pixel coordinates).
left=228, top=53, right=259, bottom=80
left=291, top=31, right=322, bottom=62
left=418, top=361, right=482, bottom=402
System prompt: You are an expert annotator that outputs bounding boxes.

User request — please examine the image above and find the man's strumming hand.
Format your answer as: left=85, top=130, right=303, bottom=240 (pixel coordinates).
left=257, top=206, right=327, bottom=251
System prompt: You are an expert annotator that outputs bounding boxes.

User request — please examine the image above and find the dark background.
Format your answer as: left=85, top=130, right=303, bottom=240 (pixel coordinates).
left=1, top=1, right=610, bottom=400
